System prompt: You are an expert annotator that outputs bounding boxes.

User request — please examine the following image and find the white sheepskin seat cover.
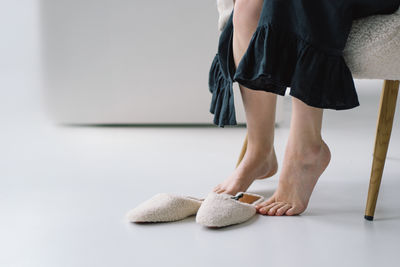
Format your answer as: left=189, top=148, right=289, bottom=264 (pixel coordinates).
left=344, top=8, right=400, bottom=80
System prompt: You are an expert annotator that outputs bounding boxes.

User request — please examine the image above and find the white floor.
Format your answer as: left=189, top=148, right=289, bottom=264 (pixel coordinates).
left=1, top=1, right=400, bottom=267
left=1, top=81, right=400, bottom=267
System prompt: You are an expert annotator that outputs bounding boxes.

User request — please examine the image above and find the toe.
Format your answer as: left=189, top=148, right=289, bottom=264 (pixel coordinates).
left=276, top=204, right=291, bottom=216
left=285, top=206, right=304, bottom=216
left=258, top=202, right=280, bottom=215
left=255, top=197, right=275, bottom=210
left=216, top=188, right=226, bottom=194
left=268, top=202, right=286, bottom=216
left=213, top=185, right=221, bottom=192
left=222, top=186, right=234, bottom=195
left=224, top=186, right=240, bottom=196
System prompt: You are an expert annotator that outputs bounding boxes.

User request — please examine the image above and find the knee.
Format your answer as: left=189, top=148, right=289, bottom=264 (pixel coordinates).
left=232, top=0, right=263, bottom=32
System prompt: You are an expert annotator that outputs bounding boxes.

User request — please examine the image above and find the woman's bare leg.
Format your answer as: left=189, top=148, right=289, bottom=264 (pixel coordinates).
left=255, top=97, right=331, bottom=215
left=213, top=0, right=278, bottom=195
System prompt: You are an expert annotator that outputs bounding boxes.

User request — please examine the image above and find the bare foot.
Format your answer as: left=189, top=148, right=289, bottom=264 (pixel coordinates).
left=256, top=139, right=331, bottom=216
left=213, top=147, right=278, bottom=196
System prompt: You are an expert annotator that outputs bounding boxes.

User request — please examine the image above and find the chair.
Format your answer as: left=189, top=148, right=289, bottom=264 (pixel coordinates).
left=235, top=8, right=400, bottom=221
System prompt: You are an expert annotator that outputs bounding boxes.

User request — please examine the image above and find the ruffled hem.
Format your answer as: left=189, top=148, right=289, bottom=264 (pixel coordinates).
left=208, top=54, right=237, bottom=128
left=208, top=18, right=360, bottom=128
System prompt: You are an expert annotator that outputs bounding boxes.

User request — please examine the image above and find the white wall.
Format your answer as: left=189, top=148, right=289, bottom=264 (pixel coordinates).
left=40, top=0, right=252, bottom=125
left=0, top=0, right=382, bottom=128
left=0, top=0, right=43, bottom=127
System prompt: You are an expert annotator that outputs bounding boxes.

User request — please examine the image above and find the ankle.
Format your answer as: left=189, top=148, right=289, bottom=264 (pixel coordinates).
left=286, top=138, right=325, bottom=158
left=245, top=144, right=275, bottom=160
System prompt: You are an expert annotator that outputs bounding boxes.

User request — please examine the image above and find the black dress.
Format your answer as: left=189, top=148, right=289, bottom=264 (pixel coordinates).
left=208, top=0, right=400, bottom=127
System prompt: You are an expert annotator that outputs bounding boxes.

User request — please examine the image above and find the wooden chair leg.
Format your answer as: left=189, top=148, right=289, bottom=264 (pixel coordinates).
left=236, top=132, right=248, bottom=168
left=365, top=80, right=399, bottom=221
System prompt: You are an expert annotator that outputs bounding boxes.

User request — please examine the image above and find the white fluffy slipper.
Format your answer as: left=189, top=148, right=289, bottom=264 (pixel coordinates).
left=195, top=191, right=265, bottom=228
left=126, top=193, right=203, bottom=223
